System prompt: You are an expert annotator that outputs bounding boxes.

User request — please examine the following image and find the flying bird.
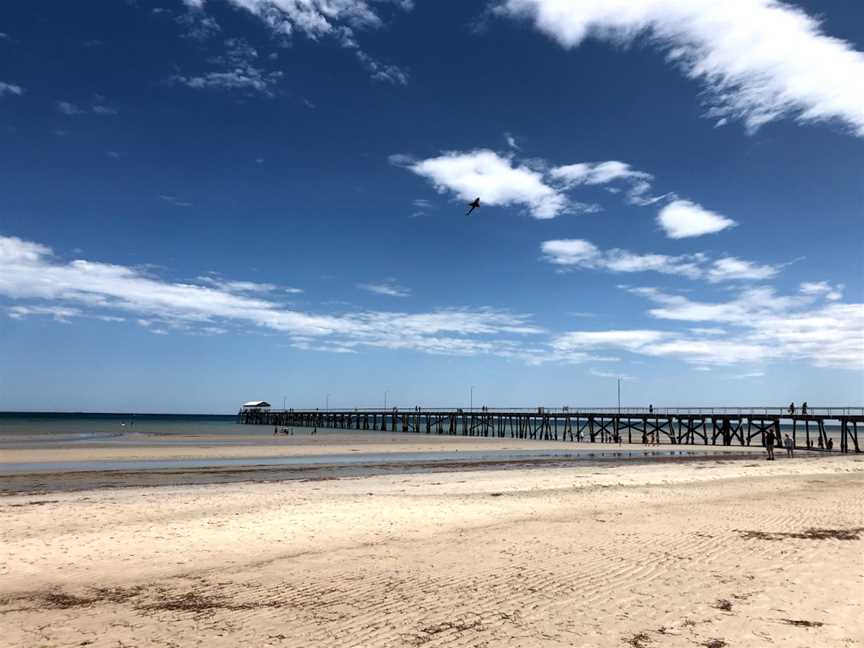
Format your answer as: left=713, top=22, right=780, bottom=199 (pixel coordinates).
left=465, top=197, right=480, bottom=216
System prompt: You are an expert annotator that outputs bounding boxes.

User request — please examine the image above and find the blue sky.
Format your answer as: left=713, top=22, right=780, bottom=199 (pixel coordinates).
left=1, top=0, right=862, bottom=413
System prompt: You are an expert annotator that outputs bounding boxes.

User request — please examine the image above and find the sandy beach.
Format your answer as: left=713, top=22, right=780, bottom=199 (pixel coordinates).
left=1, top=434, right=862, bottom=648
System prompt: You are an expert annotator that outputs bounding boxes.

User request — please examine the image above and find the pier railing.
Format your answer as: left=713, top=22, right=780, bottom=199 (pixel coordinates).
left=266, top=406, right=864, bottom=417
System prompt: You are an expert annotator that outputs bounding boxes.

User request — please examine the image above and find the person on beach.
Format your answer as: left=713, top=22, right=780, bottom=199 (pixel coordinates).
left=784, top=433, right=793, bottom=457
left=764, top=432, right=775, bottom=460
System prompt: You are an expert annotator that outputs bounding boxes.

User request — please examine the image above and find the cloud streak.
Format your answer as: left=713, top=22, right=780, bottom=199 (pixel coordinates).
left=0, top=235, right=538, bottom=359
left=2, top=235, right=858, bottom=370
left=0, top=81, right=23, bottom=97
left=541, top=239, right=779, bottom=283
left=357, top=280, right=412, bottom=298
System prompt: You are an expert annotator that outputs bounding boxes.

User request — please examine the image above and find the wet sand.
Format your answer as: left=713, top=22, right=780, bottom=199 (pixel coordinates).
left=1, top=429, right=779, bottom=493
left=1, top=437, right=862, bottom=648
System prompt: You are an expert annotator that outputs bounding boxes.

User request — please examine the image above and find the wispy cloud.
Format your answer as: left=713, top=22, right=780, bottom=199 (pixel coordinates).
left=800, top=281, right=843, bottom=301
left=0, top=81, right=23, bottom=97
left=0, top=235, right=540, bottom=359
left=589, top=368, right=635, bottom=381
left=196, top=276, right=303, bottom=295
left=504, top=132, right=519, bottom=149
left=541, top=239, right=779, bottom=283
left=184, top=0, right=410, bottom=84
left=57, top=99, right=118, bottom=116
left=171, top=37, right=282, bottom=96
left=497, top=0, right=864, bottom=136
left=622, top=285, right=863, bottom=368
left=357, top=280, right=411, bottom=298
left=2, top=235, right=859, bottom=371
left=159, top=194, right=193, bottom=208
left=549, top=160, right=665, bottom=206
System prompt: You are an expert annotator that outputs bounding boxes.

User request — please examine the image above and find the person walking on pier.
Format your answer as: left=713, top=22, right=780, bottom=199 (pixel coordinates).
left=764, top=431, right=775, bottom=460
left=784, top=433, right=794, bottom=457
left=788, top=402, right=795, bottom=415
left=801, top=402, right=808, bottom=415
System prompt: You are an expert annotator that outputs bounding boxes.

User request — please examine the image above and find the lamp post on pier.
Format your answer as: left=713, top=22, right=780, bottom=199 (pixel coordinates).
left=470, top=385, right=475, bottom=412
left=326, top=393, right=330, bottom=411
left=384, top=390, right=388, bottom=410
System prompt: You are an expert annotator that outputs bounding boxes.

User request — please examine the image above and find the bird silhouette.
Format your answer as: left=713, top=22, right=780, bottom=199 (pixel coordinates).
left=465, top=197, right=480, bottom=216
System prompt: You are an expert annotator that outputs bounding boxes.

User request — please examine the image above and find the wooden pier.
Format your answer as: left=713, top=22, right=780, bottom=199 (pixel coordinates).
left=240, top=407, right=863, bottom=454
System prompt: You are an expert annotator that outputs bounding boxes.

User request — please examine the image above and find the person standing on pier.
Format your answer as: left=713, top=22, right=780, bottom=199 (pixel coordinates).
left=801, top=402, right=808, bottom=415
left=788, top=402, right=795, bottom=415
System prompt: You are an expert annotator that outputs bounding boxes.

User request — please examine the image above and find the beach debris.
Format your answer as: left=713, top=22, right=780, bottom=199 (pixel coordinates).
left=40, top=591, right=98, bottom=609
left=781, top=618, right=825, bottom=627
left=627, top=631, right=652, bottom=647
left=702, top=641, right=727, bottom=648
left=735, top=527, right=864, bottom=541
left=713, top=599, right=733, bottom=612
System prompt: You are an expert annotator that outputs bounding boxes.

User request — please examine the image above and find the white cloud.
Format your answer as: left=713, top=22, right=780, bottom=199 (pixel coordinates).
left=187, top=0, right=410, bottom=84
left=549, top=160, right=665, bottom=206
left=0, top=82, right=23, bottom=97
left=196, top=276, right=302, bottom=295
left=0, top=235, right=541, bottom=359
left=542, top=239, right=779, bottom=283
left=355, top=50, right=408, bottom=85
left=57, top=101, right=83, bottom=115
left=706, top=256, right=778, bottom=283
left=3, top=234, right=858, bottom=371
left=624, top=285, right=864, bottom=368
left=553, top=330, right=669, bottom=353
left=171, top=38, right=283, bottom=95
left=800, top=280, right=843, bottom=301
left=497, top=0, right=864, bottom=136
left=504, top=132, right=519, bottom=149
left=398, top=149, right=716, bottom=221
left=728, top=371, right=765, bottom=380
left=550, top=160, right=650, bottom=186
left=402, top=149, right=568, bottom=219
left=542, top=239, right=704, bottom=279
left=589, top=368, right=635, bottom=380
left=57, top=100, right=118, bottom=116
left=173, top=69, right=283, bottom=95
left=8, top=305, right=124, bottom=323
left=357, top=280, right=411, bottom=298
left=8, top=305, right=82, bottom=322
left=159, top=194, right=193, bottom=208
left=657, top=199, right=736, bottom=239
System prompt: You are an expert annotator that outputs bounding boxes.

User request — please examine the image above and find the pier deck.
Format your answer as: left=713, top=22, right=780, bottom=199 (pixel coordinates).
left=240, top=407, right=863, bottom=453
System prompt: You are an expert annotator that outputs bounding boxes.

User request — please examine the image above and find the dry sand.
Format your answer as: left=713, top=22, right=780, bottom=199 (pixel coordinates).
left=1, top=452, right=862, bottom=647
